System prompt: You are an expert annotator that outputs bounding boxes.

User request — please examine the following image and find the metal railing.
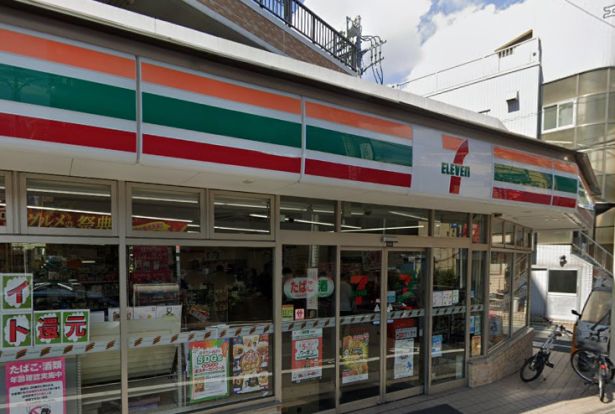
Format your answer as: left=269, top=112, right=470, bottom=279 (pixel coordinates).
left=571, top=230, right=613, bottom=277
left=252, top=0, right=358, bottom=72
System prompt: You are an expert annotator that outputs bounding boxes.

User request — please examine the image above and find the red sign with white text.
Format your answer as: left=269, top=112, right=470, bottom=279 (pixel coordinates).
left=5, top=357, right=66, bottom=414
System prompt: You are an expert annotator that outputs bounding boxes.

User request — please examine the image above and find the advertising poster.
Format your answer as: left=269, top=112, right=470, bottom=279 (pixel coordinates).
left=2, top=274, right=33, bottom=311
left=432, top=335, right=443, bottom=358
left=62, top=310, right=89, bottom=344
left=231, top=335, right=270, bottom=394
left=291, top=328, right=323, bottom=383
left=471, top=336, right=482, bottom=357
left=432, top=291, right=443, bottom=307
left=341, top=331, right=369, bottom=384
left=34, top=311, right=62, bottom=346
left=281, top=304, right=294, bottom=321
left=189, top=340, right=229, bottom=402
left=5, top=357, right=66, bottom=414
left=393, top=328, right=415, bottom=379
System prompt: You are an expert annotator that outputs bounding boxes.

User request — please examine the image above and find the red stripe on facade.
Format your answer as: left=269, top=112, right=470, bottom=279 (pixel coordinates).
left=305, top=159, right=412, bottom=188
left=492, top=187, right=552, bottom=205
left=0, top=113, right=135, bottom=152
left=449, top=139, right=469, bottom=194
left=143, top=134, right=301, bottom=173
left=552, top=196, right=577, bottom=208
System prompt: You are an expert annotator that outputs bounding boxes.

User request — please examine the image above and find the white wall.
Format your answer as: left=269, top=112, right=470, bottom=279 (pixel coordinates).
left=406, top=39, right=542, bottom=138
left=533, top=244, right=594, bottom=321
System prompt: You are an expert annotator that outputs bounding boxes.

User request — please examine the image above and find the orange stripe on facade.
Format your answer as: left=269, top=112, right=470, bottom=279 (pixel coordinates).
left=0, top=29, right=135, bottom=79
left=306, top=102, right=412, bottom=140
left=442, top=135, right=465, bottom=150
left=142, top=63, right=301, bottom=115
left=553, top=160, right=578, bottom=174
left=493, top=147, right=553, bottom=169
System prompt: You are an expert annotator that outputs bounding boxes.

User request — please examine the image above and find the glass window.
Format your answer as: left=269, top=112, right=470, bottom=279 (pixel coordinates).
left=491, top=217, right=503, bottom=245
left=131, top=185, right=201, bottom=233
left=127, top=245, right=273, bottom=412
left=213, top=193, right=271, bottom=236
left=281, top=245, right=336, bottom=412
left=489, top=252, right=512, bottom=349
left=339, top=250, right=381, bottom=403
left=340, top=202, right=429, bottom=235
left=471, top=214, right=487, bottom=243
left=433, top=211, right=469, bottom=238
left=606, top=174, right=615, bottom=201
left=26, top=177, right=112, bottom=231
left=558, top=101, right=574, bottom=127
left=526, top=230, right=533, bottom=248
left=515, top=226, right=524, bottom=247
left=512, top=254, right=529, bottom=334
left=432, top=248, right=467, bottom=384
left=0, top=243, right=121, bottom=412
left=579, top=69, right=607, bottom=95
left=386, top=251, right=425, bottom=393
left=470, top=252, right=486, bottom=357
left=548, top=269, right=577, bottom=293
left=543, top=105, right=557, bottom=130
left=0, top=175, right=5, bottom=227
left=543, top=76, right=577, bottom=106
left=609, top=95, right=615, bottom=121
left=504, top=221, right=514, bottom=246
left=577, top=124, right=605, bottom=150
left=542, top=128, right=574, bottom=148
left=280, top=196, right=336, bottom=232
left=580, top=290, right=611, bottom=323
left=577, top=93, right=606, bottom=125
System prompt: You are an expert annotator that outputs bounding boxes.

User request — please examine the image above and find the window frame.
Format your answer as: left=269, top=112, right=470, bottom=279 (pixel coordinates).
left=209, top=190, right=275, bottom=241
left=542, top=99, right=576, bottom=132
left=20, top=173, right=118, bottom=236
left=547, top=269, right=578, bottom=295
left=0, top=171, right=12, bottom=233
left=126, top=182, right=206, bottom=239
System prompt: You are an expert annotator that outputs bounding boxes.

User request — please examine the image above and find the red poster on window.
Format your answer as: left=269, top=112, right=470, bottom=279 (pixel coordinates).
left=291, top=328, right=322, bottom=383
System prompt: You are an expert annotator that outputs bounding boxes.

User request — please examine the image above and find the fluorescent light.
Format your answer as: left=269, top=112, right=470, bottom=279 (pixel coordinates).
left=389, top=211, right=428, bottom=221
left=81, top=260, right=96, bottom=264
left=187, top=224, right=201, bottom=228
left=544, top=140, right=572, bottom=144
left=341, top=225, right=424, bottom=233
left=214, top=202, right=268, bottom=209
left=132, top=195, right=198, bottom=204
left=28, top=188, right=110, bottom=197
left=28, top=206, right=111, bottom=216
left=340, top=224, right=362, bottom=229
left=288, top=218, right=335, bottom=227
left=214, top=226, right=270, bottom=233
left=249, top=214, right=269, bottom=219
left=132, top=215, right=193, bottom=223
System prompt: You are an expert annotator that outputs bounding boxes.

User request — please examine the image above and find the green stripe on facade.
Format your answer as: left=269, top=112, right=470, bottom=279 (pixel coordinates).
left=554, top=175, right=578, bottom=194
left=143, top=93, right=301, bottom=148
left=306, top=125, right=412, bottom=167
left=494, top=163, right=553, bottom=189
left=0, top=63, right=135, bottom=120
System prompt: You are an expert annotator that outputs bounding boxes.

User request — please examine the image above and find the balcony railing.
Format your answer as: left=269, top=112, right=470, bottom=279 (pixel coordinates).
left=252, top=0, right=358, bottom=72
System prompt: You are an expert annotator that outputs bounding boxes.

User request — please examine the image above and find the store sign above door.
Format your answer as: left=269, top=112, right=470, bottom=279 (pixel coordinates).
left=283, top=277, right=334, bottom=299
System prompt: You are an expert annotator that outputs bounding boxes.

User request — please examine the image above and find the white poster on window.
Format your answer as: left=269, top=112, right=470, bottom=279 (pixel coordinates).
left=393, top=328, right=415, bottom=379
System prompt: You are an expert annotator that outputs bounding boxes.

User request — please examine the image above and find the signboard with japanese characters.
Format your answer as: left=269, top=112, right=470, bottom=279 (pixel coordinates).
left=34, top=311, right=62, bottom=346
left=2, top=274, right=33, bottom=311
left=2, top=313, right=33, bottom=348
left=62, top=310, right=89, bottom=344
left=5, top=357, right=66, bottom=414
left=291, top=328, right=322, bottom=383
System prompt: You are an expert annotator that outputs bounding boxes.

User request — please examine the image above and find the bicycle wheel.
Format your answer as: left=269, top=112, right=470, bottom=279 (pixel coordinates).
left=571, top=349, right=599, bottom=384
left=520, top=354, right=544, bottom=382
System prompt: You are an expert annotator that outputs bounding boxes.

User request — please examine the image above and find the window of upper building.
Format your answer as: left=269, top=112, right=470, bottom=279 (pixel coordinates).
left=542, top=100, right=574, bottom=132
left=543, top=76, right=577, bottom=106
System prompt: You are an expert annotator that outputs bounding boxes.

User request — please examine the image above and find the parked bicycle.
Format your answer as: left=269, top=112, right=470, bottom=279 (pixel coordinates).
left=570, top=324, right=614, bottom=403
left=520, top=321, right=572, bottom=382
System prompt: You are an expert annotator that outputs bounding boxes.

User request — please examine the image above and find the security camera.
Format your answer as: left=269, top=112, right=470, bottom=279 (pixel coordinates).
left=559, top=255, right=567, bottom=267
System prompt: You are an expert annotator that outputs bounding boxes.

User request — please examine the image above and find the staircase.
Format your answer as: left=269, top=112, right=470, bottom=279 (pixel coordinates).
left=571, top=230, right=613, bottom=278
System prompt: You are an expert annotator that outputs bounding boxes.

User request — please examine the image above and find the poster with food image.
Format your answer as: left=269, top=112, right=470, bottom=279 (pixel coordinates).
left=291, top=328, right=323, bottom=383
left=341, top=331, right=369, bottom=384
left=189, top=339, right=229, bottom=402
left=231, top=334, right=270, bottom=394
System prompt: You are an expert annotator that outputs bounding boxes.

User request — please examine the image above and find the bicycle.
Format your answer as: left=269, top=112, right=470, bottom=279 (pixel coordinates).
left=570, top=325, right=614, bottom=403
left=520, top=321, right=571, bottom=382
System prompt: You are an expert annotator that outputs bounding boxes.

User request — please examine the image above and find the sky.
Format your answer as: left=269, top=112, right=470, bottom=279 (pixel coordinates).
left=300, top=0, right=590, bottom=85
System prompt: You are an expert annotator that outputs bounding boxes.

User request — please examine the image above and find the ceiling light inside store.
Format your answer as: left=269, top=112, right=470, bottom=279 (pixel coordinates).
left=132, top=215, right=193, bottom=223
left=249, top=214, right=269, bottom=219
left=389, top=211, right=428, bottom=221
left=214, top=226, right=269, bottom=233
left=28, top=188, right=110, bottom=197
left=214, top=202, right=268, bottom=209
left=132, top=195, right=199, bottom=204
left=28, top=206, right=111, bottom=216
left=341, top=225, right=424, bottom=233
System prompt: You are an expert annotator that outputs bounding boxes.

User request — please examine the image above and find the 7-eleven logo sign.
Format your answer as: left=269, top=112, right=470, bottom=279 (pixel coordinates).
left=441, top=135, right=470, bottom=194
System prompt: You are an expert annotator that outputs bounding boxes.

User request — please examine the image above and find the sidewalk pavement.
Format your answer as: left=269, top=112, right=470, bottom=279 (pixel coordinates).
left=354, top=350, right=615, bottom=414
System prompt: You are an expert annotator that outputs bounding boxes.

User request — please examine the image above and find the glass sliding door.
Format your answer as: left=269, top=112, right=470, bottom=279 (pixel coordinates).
left=281, top=245, right=336, bottom=414
left=340, top=250, right=382, bottom=405
left=431, top=248, right=467, bottom=385
left=385, top=251, right=426, bottom=395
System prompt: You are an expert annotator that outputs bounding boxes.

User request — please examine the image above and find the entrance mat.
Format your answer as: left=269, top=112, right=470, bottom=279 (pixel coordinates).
left=406, top=404, right=463, bottom=414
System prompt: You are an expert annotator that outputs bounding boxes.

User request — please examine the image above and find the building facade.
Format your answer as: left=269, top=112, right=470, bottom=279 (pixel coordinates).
left=0, top=1, right=600, bottom=413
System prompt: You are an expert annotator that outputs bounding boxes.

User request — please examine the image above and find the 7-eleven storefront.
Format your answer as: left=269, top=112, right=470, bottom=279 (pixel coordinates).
left=0, top=5, right=597, bottom=414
